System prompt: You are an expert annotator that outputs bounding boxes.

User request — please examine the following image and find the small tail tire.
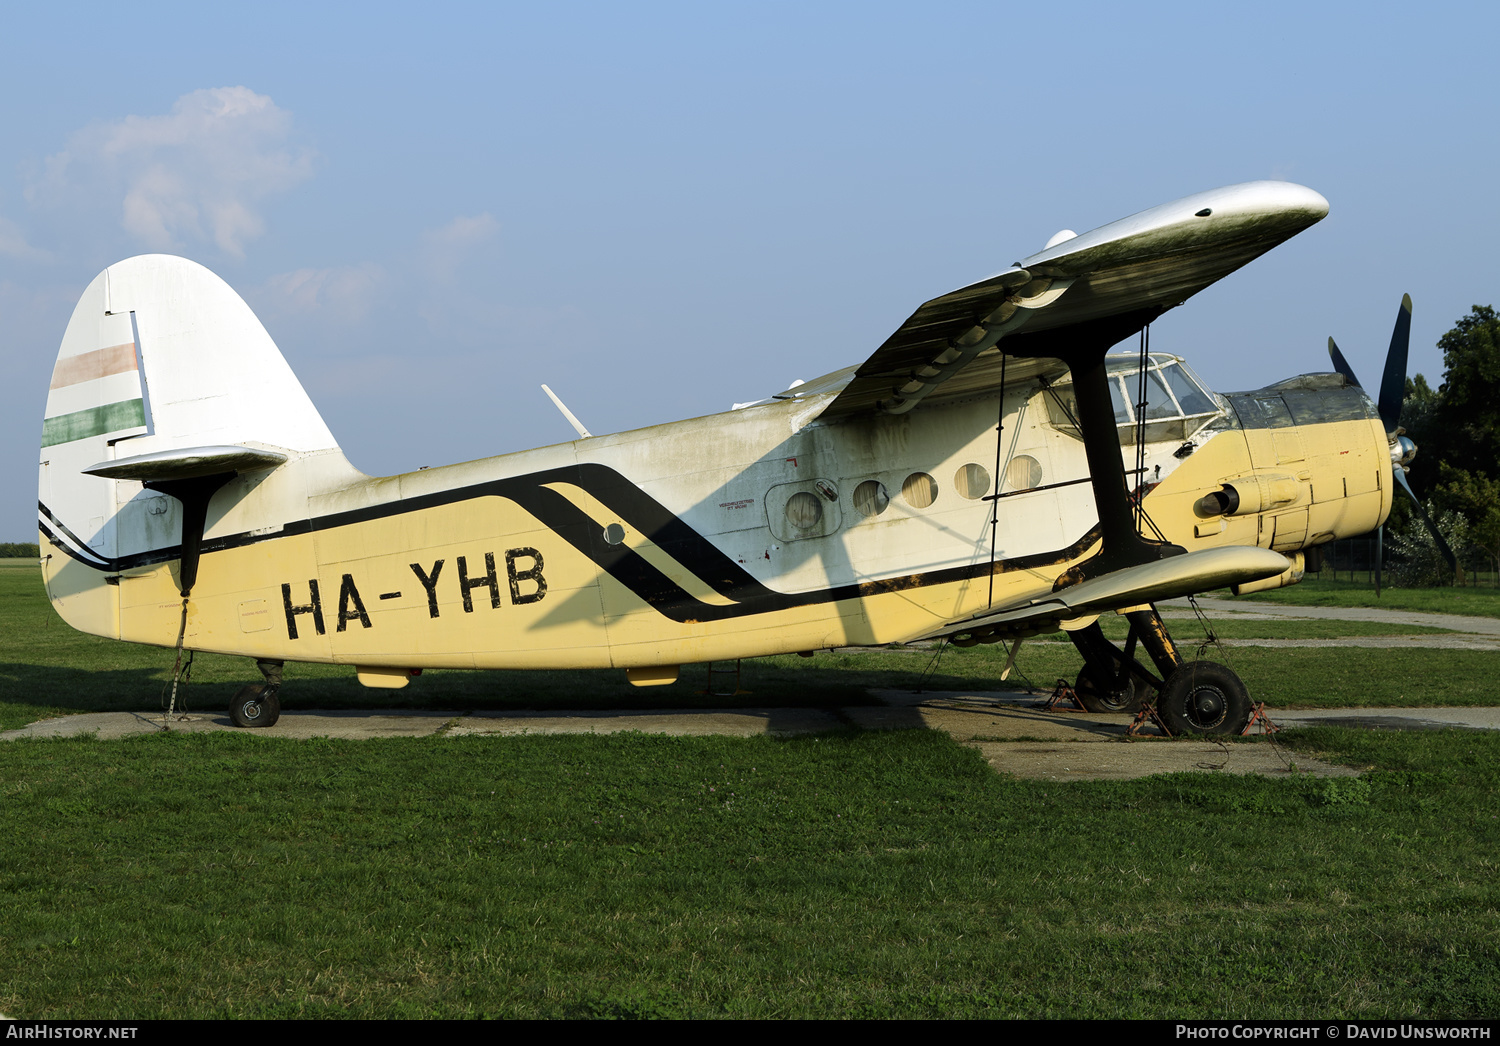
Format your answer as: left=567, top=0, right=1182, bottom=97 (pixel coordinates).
left=1074, top=663, right=1151, bottom=714
left=1156, top=661, right=1250, bottom=736
left=230, top=684, right=281, bottom=728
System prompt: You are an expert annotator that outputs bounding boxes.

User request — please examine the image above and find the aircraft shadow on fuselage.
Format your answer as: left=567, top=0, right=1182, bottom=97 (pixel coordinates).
left=528, top=394, right=1043, bottom=636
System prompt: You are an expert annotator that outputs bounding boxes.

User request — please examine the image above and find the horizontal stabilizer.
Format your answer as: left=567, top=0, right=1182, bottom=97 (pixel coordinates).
left=82, top=445, right=288, bottom=482
left=927, top=545, right=1290, bottom=640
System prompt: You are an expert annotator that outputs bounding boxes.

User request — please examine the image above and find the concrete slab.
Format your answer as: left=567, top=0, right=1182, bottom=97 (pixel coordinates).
left=857, top=687, right=1497, bottom=778
left=0, top=706, right=846, bottom=742
left=1161, top=596, right=1500, bottom=636
left=1214, top=636, right=1500, bottom=650
left=970, top=739, right=1356, bottom=782
left=1, top=708, right=459, bottom=741
left=857, top=688, right=1355, bottom=778
left=5, top=691, right=1494, bottom=782
left=1030, top=634, right=1500, bottom=651
left=450, top=707, right=843, bottom=737
left=1271, top=706, right=1500, bottom=731
left=868, top=687, right=1500, bottom=735
left=854, top=692, right=1150, bottom=740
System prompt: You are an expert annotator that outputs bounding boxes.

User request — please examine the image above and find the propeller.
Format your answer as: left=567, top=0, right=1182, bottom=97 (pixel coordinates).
left=1377, top=294, right=1413, bottom=432
left=1328, top=294, right=1458, bottom=575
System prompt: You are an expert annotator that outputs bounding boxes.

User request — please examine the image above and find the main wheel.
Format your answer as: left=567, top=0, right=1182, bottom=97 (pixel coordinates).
left=1156, top=661, right=1250, bottom=736
left=229, top=684, right=281, bottom=728
left=1074, top=663, right=1150, bottom=713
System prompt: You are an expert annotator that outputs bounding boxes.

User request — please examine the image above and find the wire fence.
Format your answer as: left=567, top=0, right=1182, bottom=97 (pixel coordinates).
left=1312, top=534, right=1498, bottom=587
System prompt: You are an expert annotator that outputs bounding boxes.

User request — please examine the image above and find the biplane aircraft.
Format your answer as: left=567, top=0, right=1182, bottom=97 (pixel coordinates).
left=38, top=181, right=1428, bottom=735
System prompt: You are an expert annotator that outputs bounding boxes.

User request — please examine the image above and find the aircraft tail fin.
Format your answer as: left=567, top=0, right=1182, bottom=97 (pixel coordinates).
left=39, top=255, right=346, bottom=633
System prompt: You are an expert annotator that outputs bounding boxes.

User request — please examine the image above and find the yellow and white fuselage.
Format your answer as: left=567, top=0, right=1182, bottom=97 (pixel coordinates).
left=36, top=182, right=1393, bottom=686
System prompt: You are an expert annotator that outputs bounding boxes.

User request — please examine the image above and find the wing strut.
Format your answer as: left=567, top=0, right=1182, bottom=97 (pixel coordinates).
left=1007, top=310, right=1187, bottom=584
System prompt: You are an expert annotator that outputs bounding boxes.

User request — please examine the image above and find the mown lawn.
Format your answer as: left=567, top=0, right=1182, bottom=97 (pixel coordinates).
left=0, top=727, right=1495, bottom=1018
left=1228, top=576, right=1500, bottom=618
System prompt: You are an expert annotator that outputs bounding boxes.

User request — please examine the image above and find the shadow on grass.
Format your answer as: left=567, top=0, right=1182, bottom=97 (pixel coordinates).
left=0, top=650, right=1035, bottom=729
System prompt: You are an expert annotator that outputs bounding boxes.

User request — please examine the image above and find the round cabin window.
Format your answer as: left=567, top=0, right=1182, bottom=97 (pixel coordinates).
left=954, top=463, right=991, bottom=500
left=852, top=480, right=889, bottom=518
left=901, top=472, right=938, bottom=509
left=785, top=490, right=824, bottom=530
left=1005, top=455, right=1043, bottom=492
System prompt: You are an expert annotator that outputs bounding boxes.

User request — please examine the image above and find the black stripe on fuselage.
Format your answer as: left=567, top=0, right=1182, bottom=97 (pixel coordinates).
left=38, top=462, right=1099, bottom=622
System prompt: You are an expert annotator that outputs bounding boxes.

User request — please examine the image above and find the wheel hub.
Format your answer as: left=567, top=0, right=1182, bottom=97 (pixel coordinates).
left=1188, top=685, right=1226, bottom=727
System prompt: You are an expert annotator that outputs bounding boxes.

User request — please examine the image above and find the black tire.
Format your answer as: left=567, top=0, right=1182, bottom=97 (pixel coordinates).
left=1074, top=663, right=1150, bottom=714
left=229, top=684, right=281, bottom=728
left=1156, top=661, right=1250, bottom=736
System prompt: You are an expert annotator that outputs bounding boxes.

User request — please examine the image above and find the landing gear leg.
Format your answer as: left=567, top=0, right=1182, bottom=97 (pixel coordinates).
left=1123, top=606, right=1252, bottom=736
left=229, top=659, right=283, bottom=728
left=1067, top=604, right=1253, bottom=736
left=1067, top=619, right=1160, bottom=713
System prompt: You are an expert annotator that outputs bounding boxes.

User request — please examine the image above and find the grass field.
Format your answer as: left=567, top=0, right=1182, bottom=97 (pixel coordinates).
left=1230, top=576, right=1500, bottom=618
left=6, top=564, right=1500, bottom=1018
left=2, top=727, right=1497, bottom=1018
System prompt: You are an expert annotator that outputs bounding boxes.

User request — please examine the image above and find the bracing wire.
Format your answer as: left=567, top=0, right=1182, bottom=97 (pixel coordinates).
left=987, top=354, right=1008, bottom=607
left=161, top=597, right=193, bottom=727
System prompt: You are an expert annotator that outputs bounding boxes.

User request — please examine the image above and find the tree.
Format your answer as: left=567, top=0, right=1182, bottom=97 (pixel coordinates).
left=1439, top=464, right=1500, bottom=579
left=1387, top=500, right=1470, bottom=587
left=1435, top=305, right=1500, bottom=479
left=1386, top=306, right=1500, bottom=584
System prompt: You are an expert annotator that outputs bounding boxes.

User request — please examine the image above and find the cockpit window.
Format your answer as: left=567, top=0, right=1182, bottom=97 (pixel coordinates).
left=1138, top=368, right=1177, bottom=421
left=1045, top=353, right=1223, bottom=444
left=1107, top=379, right=1130, bottom=424
left=1164, top=363, right=1217, bottom=417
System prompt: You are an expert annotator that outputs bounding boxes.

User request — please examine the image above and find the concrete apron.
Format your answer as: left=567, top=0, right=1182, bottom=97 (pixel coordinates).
left=21, top=683, right=1492, bottom=780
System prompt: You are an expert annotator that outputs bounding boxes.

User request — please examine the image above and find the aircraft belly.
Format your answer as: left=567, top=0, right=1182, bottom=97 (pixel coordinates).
left=597, top=582, right=869, bottom=665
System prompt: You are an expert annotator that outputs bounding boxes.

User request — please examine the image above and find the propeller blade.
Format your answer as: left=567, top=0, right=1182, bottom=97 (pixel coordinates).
left=1394, top=466, right=1458, bottom=574
left=1328, top=336, right=1363, bottom=387
left=1377, top=293, right=1413, bottom=432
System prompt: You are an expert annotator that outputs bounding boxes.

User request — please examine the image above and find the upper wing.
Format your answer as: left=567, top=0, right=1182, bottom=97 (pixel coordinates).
left=812, top=181, right=1329, bottom=421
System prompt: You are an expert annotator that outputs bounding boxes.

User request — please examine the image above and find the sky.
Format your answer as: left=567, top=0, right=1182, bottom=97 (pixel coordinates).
left=3, top=2, right=1497, bottom=540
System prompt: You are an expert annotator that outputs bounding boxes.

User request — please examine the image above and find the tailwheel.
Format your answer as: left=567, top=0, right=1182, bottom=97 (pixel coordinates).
left=1156, top=661, right=1250, bottom=736
left=1073, top=663, right=1151, bottom=713
left=229, top=684, right=281, bottom=728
